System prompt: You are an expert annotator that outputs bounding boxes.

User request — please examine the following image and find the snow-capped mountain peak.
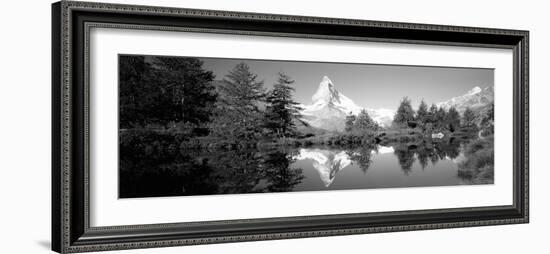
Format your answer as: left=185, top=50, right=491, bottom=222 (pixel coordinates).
left=437, top=86, right=494, bottom=113
left=312, top=76, right=338, bottom=103
left=466, top=86, right=482, bottom=96
left=300, top=76, right=394, bottom=131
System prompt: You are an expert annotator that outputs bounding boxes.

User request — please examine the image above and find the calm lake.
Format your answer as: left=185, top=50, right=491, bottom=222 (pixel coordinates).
left=119, top=138, right=489, bottom=198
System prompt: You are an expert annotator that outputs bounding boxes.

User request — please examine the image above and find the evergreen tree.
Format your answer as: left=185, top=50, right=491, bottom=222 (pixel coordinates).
left=119, top=55, right=152, bottom=128
left=462, top=107, right=477, bottom=128
left=428, top=104, right=438, bottom=123
left=354, top=109, right=379, bottom=132
left=218, top=62, right=265, bottom=109
left=416, top=100, right=429, bottom=125
left=264, top=72, right=303, bottom=137
left=344, top=112, right=356, bottom=132
left=209, top=62, right=266, bottom=141
left=424, top=103, right=439, bottom=132
left=119, top=55, right=216, bottom=129
left=480, top=103, right=494, bottom=136
left=435, top=107, right=447, bottom=129
left=446, top=107, right=461, bottom=132
left=153, top=56, right=217, bottom=126
left=392, top=97, right=415, bottom=128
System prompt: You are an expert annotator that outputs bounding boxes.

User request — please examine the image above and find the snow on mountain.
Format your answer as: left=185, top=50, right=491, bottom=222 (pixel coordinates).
left=436, top=86, right=494, bottom=113
left=300, top=76, right=394, bottom=132
left=295, top=148, right=351, bottom=187
left=367, top=108, right=394, bottom=128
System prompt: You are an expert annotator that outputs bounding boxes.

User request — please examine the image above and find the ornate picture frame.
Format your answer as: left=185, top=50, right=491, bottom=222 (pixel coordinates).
left=52, top=1, right=529, bottom=253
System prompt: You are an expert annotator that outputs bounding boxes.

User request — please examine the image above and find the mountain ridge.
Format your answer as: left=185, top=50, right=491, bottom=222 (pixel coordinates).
left=436, top=86, right=494, bottom=113
left=300, top=76, right=394, bottom=132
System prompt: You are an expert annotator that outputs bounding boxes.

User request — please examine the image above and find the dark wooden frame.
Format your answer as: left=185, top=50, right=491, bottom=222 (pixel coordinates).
left=52, top=1, right=529, bottom=253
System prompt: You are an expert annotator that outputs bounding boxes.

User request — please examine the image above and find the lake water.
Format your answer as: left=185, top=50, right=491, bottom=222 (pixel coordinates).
left=119, top=139, right=489, bottom=198
left=291, top=146, right=465, bottom=192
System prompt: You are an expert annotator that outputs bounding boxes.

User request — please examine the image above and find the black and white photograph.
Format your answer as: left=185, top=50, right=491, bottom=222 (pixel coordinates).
left=0, top=0, right=541, bottom=253
left=119, top=55, right=495, bottom=198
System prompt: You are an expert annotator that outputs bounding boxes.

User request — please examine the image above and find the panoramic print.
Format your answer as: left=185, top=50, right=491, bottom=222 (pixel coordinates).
left=118, top=55, right=495, bottom=198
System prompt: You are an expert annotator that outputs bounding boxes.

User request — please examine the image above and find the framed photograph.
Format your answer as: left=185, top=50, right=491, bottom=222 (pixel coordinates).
left=52, top=1, right=529, bottom=253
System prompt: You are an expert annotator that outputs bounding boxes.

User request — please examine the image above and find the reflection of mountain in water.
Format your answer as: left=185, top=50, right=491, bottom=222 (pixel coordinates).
left=373, top=146, right=394, bottom=155
left=295, top=146, right=396, bottom=187
left=295, top=148, right=351, bottom=187
left=120, top=134, right=487, bottom=198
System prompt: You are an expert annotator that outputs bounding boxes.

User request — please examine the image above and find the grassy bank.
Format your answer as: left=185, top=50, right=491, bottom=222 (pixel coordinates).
left=457, top=135, right=494, bottom=184
left=120, top=127, right=480, bottom=153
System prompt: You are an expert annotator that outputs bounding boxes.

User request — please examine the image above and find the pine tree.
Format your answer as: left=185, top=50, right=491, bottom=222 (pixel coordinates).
left=424, top=103, right=439, bottom=131
left=218, top=62, right=265, bottom=110
left=446, top=107, right=461, bottom=132
left=264, top=72, right=303, bottom=137
left=480, top=102, right=494, bottom=136
left=462, top=107, right=477, bottom=128
left=153, top=56, right=217, bottom=126
left=354, top=109, right=378, bottom=132
left=119, top=55, right=152, bottom=128
left=209, top=62, right=266, bottom=141
left=435, top=107, right=447, bottom=129
left=428, top=104, right=438, bottom=122
left=416, top=100, right=429, bottom=125
left=344, top=112, right=356, bottom=132
left=119, top=55, right=216, bottom=129
left=392, top=97, right=415, bottom=128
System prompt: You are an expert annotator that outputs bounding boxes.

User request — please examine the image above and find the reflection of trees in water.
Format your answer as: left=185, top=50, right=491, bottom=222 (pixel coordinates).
left=391, top=138, right=465, bottom=175
left=417, top=150, right=429, bottom=170
left=439, top=138, right=461, bottom=159
left=203, top=150, right=267, bottom=194
left=119, top=133, right=491, bottom=198
left=119, top=153, right=221, bottom=198
left=340, top=139, right=467, bottom=176
left=393, top=145, right=416, bottom=175
left=261, top=151, right=304, bottom=192
left=120, top=139, right=305, bottom=198
left=346, top=145, right=376, bottom=174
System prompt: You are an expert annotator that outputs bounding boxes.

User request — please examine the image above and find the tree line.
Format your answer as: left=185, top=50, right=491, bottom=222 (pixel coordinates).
left=207, top=63, right=304, bottom=142
left=391, top=97, right=477, bottom=132
left=120, top=55, right=494, bottom=148
left=343, top=96, right=493, bottom=135
left=119, top=55, right=305, bottom=144
left=344, top=110, right=380, bottom=134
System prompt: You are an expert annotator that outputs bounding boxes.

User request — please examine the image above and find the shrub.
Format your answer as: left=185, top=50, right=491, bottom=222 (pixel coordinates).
left=457, top=136, right=494, bottom=184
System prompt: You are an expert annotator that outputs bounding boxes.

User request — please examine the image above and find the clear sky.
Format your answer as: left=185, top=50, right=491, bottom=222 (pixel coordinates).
left=198, top=56, right=493, bottom=110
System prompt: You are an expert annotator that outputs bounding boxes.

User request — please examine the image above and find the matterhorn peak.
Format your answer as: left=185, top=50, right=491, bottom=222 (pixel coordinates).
left=312, top=76, right=339, bottom=103
left=321, top=75, right=333, bottom=85
left=300, top=75, right=395, bottom=131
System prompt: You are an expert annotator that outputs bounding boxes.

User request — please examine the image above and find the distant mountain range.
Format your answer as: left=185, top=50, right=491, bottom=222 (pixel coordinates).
left=437, top=86, right=494, bottom=126
left=436, top=86, right=494, bottom=113
left=299, top=76, right=394, bottom=132
left=212, top=76, right=494, bottom=132
left=299, top=76, right=494, bottom=132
